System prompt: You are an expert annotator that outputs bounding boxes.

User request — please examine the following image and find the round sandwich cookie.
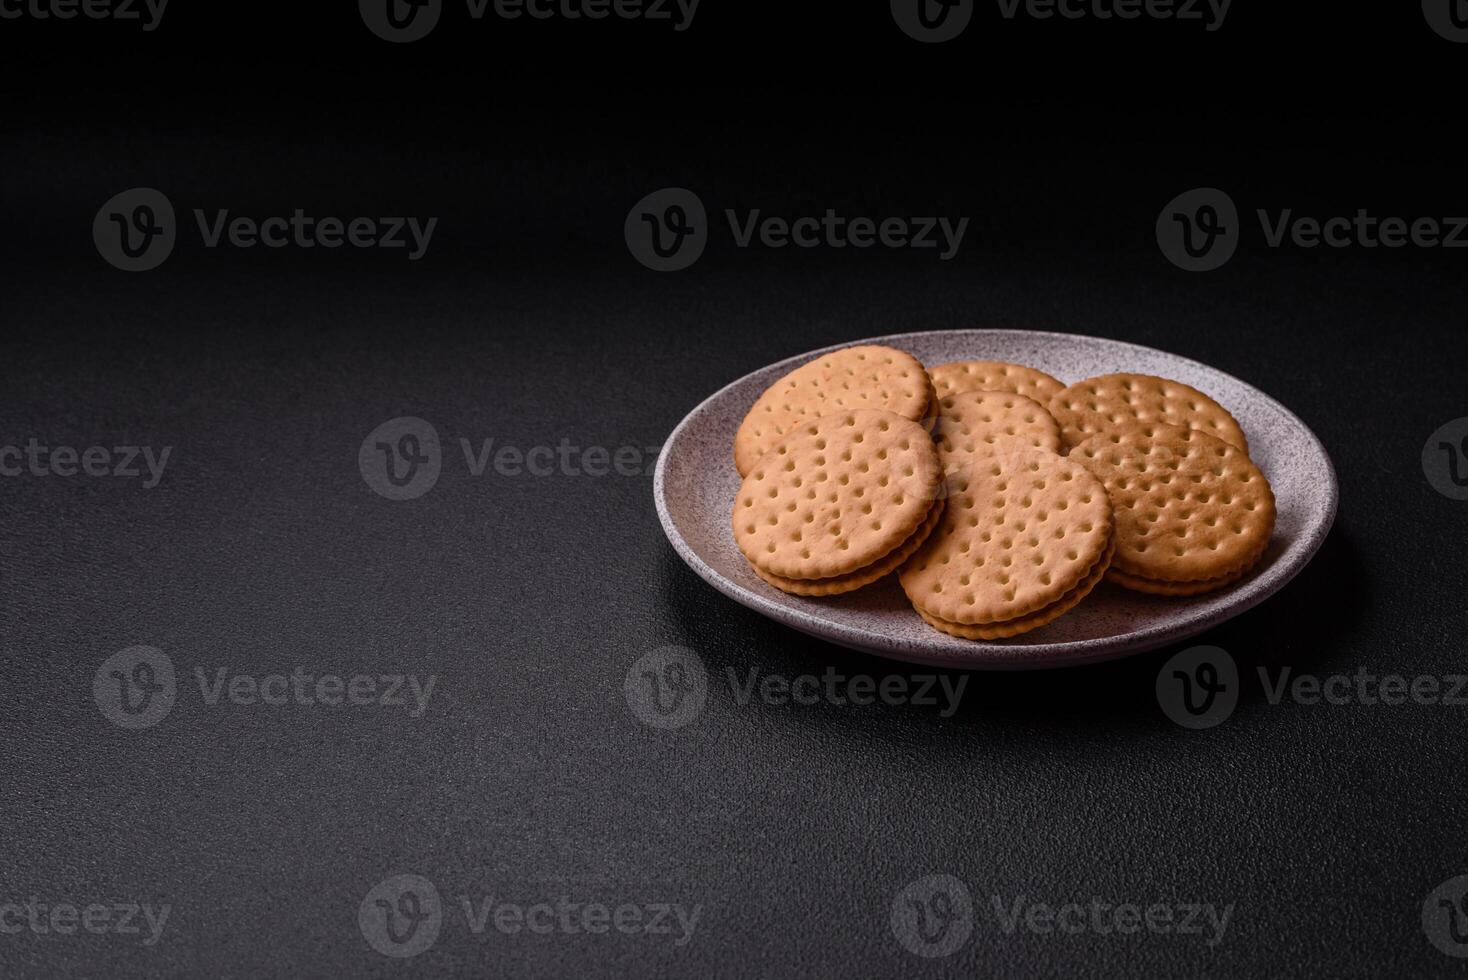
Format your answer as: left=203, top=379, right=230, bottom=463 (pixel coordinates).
left=913, top=533, right=1116, bottom=640
left=1048, top=373, right=1248, bottom=454
left=900, top=448, right=1114, bottom=639
left=751, top=498, right=944, bottom=596
left=733, top=409, right=942, bottom=594
left=927, top=360, right=1065, bottom=403
left=1069, top=422, right=1275, bottom=595
left=733, top=345, right=934, bottom=477
left=932, top=390, right=1062, bottom=479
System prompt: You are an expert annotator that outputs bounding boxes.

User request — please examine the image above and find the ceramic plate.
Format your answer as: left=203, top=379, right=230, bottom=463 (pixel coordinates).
left=652, top=330, right=1337, bottom=669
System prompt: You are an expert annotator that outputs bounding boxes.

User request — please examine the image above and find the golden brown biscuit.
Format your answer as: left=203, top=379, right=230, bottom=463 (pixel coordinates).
left=900, top=448, right=1113, bottom=634
left=1069, top=422, right=1274, bottom=594
left=733, top=409, right=941, bottom=582
left=751, top=499, right=944, bottom=596
left=927, top=360, right=1065, bottom=402
left=734, top=345, right=932, bottom=476
left=1104, top=541, right=1265, bottom=595
left=932, top=390, right=1062, bottom=479
left=914, top=532, right=1114, bottom=639
left=1048, top=373, right=1248, bottom=453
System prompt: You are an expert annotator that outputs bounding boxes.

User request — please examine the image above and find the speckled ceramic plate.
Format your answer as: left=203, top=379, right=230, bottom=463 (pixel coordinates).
left=653, top=330, right=1337, bottom=669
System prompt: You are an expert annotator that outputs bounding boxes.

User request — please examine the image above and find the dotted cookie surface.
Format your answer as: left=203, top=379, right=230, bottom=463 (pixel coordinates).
left=916, top=533, right=1115, bottom=639
left=933, top=391, right=1062, bottom=478
left=733, top=409, right=941, bottom=581
left=1048, top=373, right=1248, bottom=453
left=1069, top=422, right=1275, bottom=589
left=734, top=345, right=932, bottom=476
left=899, top=448, right=1113, bottom=626
left=752, top=499, right=944, bottom=596
left=927, top=360, right=1065, bottom=402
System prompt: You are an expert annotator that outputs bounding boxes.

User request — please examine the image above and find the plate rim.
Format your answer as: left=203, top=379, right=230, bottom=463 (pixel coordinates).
left=652, top=329, right=1339, bottom=670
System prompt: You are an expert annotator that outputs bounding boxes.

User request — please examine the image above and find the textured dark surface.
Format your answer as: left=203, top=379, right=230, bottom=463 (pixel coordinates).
left=3, top=7, right=1468, bottom=977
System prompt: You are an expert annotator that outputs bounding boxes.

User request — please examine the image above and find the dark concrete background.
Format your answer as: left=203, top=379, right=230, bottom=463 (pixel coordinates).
left=2, top=5, right=1467, bottom=976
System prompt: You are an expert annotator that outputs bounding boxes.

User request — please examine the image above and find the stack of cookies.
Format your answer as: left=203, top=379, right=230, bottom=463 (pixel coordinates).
left=730, top=346, right=1276, bottom=639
